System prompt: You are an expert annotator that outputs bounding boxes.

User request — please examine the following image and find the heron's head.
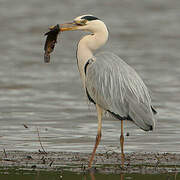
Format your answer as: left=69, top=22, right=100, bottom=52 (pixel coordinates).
left=60, top=15, right=108, bottom=34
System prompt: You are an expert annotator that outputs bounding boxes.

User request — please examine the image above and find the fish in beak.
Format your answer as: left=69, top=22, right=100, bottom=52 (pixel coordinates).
left=44, top=24, right=60, bottom=63
left=43, top=21, right=83, bottom=63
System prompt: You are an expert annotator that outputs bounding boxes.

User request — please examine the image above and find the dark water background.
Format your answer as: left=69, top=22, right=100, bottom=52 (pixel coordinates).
left=0, top=0, right=180, bottom=154
left=0, top=170, right=179, bottom=180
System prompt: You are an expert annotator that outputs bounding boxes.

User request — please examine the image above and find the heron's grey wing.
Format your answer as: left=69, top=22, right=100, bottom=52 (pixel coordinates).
left=85, top=52, right=155, bottom=131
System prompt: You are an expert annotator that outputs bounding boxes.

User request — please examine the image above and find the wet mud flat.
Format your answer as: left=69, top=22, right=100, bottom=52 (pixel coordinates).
left=0, top=151, right=180, bottom=174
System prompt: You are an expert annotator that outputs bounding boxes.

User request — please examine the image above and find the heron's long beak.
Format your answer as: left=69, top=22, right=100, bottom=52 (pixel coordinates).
left=52, top=22, right=79, bottom=31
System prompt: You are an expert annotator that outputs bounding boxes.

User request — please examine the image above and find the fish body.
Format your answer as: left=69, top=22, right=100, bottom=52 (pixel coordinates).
left=44, top=24, right=60, bottom=63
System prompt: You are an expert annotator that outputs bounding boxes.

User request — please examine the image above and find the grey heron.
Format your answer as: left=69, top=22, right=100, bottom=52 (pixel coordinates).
left=58, top=15, right=156, bottom=168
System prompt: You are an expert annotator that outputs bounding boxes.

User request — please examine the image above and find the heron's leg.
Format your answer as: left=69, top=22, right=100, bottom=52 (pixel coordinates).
left=120, top=120, right=125, bottom=167
left=88, top=104, right=102, bottom=168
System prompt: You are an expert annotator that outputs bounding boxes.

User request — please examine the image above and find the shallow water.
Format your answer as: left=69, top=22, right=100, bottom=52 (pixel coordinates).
left=0, top=0, right=180, bottom=153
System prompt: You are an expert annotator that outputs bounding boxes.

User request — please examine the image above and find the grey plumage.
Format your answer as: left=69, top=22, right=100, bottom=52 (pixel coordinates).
left=85, top=52, right=155, bottom=131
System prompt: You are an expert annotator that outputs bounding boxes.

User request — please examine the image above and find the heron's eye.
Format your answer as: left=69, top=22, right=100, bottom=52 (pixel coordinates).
left=75, top=19, right=87, bottom=26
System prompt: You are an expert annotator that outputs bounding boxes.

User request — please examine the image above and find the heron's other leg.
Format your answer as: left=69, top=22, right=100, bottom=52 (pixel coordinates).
left=120, top=120, right=125, bottom=167
left=88, top=104, right=102, bottom=168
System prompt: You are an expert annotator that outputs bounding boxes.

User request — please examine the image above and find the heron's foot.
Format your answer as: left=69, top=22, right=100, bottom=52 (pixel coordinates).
left=87, top=166, right=98, bottom=174
left=120, top=164, right=125, bottom=170
left=119, top=150, right=125, bottom=169
left=81, top=164, right=98, bottom=174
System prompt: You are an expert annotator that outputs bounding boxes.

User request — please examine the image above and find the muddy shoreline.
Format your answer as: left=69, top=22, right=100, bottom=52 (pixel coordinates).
left=0, top=151, right=180, bottom=174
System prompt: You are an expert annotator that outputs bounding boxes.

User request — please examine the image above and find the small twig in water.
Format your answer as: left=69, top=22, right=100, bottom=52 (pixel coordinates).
left=3, top=148, right=7, bottom=158
left=23, top=124, right=28, bottom=129
left=37, top=128, right=47, bottom=154
left=49, top=160, right=54, bottom=167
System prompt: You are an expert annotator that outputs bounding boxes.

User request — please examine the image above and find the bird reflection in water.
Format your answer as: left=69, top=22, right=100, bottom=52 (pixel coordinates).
left=83, top=171, right=124, bottom=180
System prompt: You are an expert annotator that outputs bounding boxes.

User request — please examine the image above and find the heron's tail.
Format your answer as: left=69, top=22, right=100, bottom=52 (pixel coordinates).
left=128, top=100, right=156, bottom=131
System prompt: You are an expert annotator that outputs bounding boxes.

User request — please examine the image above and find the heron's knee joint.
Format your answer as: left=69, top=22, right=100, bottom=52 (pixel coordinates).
left=96, top=131, right=102, bottom=140
left=120, top=135, right=124, bottom=142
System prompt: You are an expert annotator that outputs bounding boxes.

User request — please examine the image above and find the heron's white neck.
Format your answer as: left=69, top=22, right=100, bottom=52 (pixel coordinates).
left=77, top=26, right=108, bottom=87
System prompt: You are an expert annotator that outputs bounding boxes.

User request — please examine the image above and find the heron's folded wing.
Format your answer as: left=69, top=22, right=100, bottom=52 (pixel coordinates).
left=86, top=52, right=155, bottom=130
